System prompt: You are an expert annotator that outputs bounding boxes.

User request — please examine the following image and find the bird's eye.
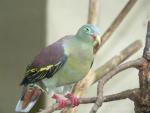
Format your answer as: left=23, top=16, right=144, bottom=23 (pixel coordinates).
left=83, top=27, right=91, bottom=33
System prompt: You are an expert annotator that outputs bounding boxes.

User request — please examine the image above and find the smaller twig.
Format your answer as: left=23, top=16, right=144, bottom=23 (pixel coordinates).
left=143, top=21, right=150, bottom=61
left=101, top=58, right=145, bottom=84
left=80, top=89, right=140, bottom=104
left=79, top=88, right=139, bottom=104
left=104, top=88, right=140, bottom=102
left=90, top=81, right=103, bottom=113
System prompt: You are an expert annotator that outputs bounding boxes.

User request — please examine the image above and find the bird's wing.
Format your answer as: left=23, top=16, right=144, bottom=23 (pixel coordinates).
left=21, top=38, right=69, bottom=85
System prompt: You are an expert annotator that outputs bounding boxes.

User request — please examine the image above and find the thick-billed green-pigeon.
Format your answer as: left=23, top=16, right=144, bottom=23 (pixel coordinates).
left=15, top=24, right=101, bottom=112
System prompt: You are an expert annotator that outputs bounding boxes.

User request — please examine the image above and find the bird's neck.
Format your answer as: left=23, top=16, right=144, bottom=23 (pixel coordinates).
left=63, top=36, right=93, bottom=56
left=76, top=34, right=93, bottom=46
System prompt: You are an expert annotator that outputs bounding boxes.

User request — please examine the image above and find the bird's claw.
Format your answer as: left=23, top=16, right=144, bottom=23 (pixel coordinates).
left=57, top=99, right=68, bottom=108
left=52, top=93, right=80, bottom=108
left=52, top=94, right=68, bottom=108
left=66, top=93, right=80, bottom=107
left=52, top=94, right=60, bottom=100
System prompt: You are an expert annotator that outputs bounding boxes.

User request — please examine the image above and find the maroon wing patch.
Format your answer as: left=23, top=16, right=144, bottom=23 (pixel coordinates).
left=20, top=37, right=70, bottom=85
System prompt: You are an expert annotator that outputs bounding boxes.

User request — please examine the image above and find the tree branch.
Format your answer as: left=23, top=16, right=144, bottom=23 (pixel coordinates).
left=94, top=0, right=137, bottom=53
left=90, top=58, right=144, bottom=113
left=87, top=0, right=99, bottom=24
left=90, top=81, right=103, bottom=113
left=38, top=88, right=139, bottom=113
left=101, top=58, right=145, bottom=84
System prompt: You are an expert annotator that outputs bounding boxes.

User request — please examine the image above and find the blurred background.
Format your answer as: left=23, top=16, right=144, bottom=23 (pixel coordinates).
left=0, top=0, right=150, bottom=113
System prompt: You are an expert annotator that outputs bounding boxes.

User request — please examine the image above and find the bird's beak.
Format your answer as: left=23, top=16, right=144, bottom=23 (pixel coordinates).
left=92, top=33, right=101, bottom=54
left=92, top=33, right=101, bottom=47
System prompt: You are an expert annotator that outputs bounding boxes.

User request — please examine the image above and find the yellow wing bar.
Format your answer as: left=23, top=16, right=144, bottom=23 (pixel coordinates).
left=26, top=61, right=61, bottom=73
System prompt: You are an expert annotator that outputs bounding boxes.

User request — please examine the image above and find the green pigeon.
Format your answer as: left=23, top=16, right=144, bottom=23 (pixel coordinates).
left=15, top=24, right=101, bottom=112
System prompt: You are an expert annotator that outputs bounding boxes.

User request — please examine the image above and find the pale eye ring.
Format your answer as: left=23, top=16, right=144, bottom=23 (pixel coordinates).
left=83, top=27, right=91, bottom=33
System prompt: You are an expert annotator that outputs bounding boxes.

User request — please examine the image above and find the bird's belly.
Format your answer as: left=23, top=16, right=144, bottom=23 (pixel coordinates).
left=42, top=55, right=92, bottom=89
left=57, top=65, right=87, bottom=86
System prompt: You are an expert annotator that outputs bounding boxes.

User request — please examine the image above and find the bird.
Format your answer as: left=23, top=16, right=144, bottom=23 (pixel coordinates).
left=15, top=24, right=101, bottom=112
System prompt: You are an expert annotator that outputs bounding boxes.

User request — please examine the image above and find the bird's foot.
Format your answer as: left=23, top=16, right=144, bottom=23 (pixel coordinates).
left=66, top=93, right=80, bottom=107
left=52, top=94, right=68, bottom=108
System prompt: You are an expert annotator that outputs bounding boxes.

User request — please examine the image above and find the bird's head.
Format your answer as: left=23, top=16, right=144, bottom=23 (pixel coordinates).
left=76, top=24, right=101, bottom=48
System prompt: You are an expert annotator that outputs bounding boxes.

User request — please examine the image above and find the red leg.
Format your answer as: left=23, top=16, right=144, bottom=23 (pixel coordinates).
left=66, top=93, right=80, bottom=107
left=52, top=94, right=68, bottom=108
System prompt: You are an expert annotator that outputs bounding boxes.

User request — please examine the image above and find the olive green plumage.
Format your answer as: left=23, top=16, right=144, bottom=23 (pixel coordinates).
left=16, top=24, right=101, bottom=112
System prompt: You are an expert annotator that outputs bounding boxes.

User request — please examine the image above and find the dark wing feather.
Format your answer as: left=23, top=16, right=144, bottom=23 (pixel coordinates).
left=90, top=59, right=94, bottom=68
left=20, top=38, right=69, bottom=86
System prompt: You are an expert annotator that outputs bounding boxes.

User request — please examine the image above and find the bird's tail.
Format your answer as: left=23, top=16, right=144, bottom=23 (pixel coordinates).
left=15, top=85, right=42, bottom=112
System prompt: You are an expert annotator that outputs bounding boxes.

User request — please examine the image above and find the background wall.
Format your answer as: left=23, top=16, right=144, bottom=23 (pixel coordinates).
left=0, top=0, right=150, bottom=113
left=0, top=0, right=46, bottom=113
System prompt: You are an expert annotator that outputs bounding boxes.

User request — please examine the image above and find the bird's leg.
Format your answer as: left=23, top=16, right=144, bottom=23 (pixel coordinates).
left=66, top=93, right=80, bottom=107
left=52, top=94, right=68, bottom=108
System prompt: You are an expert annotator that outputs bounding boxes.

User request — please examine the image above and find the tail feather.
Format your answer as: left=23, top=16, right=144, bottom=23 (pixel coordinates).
left=15, top=99, right=37, bottom=112
left=16, top=86, right=42, bottom=112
